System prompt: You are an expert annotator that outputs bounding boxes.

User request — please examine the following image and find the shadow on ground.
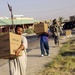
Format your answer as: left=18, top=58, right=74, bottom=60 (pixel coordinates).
left=61, top=51, right=75, bottom=56
left=27, top=54, right=41, bottom=57
left=27, top=47, right=40, bottom=52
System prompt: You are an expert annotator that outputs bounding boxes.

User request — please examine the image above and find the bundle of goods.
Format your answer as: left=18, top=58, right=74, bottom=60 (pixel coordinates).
left=0, top=32, right=22, bottom=59
left=34, top=22, right=48, bottom=35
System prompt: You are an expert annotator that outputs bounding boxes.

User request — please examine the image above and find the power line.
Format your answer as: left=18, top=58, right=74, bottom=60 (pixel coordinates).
left=23, top=4, right=75, bottom=14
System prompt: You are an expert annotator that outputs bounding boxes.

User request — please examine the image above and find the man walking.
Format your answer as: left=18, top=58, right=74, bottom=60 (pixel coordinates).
left=50, top=19, right=61, bottom=47
left=9, top=25, right=28, bottom=75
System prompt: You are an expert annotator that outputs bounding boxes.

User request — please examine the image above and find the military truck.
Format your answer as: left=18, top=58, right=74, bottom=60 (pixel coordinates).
left=63, top=16, right=75, bottom=30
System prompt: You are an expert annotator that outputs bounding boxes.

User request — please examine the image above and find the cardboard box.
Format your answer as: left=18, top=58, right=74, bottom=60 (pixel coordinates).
left=66, top=30, right=71, bottom=36
left=34, top=23, right=48, bottom=35
left=70, top=44, right=75, bottom=50
left=0, top=32, right=22, bottom=59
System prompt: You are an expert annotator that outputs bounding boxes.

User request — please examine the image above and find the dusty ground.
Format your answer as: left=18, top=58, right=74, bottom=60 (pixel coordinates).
left=26, top=36, right=68, bottom=75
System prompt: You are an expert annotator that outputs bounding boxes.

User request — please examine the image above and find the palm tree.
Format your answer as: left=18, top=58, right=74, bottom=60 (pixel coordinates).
left=59, top=17, right=64, bottom=23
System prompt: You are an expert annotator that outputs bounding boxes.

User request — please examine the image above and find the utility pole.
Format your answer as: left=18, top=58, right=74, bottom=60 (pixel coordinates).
left=7, top=3, right=14, bottom=75
left=11, top=9, right=14, bottom=32
left=7, top=3, right=14, bottom=32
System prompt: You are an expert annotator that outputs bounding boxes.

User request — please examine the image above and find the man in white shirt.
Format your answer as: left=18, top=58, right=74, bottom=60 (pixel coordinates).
left=10, top=25, right=28, bottom=75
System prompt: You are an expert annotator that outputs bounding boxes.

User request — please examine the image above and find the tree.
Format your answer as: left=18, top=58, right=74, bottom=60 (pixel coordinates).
left=59, top=17, right=64, bottom=23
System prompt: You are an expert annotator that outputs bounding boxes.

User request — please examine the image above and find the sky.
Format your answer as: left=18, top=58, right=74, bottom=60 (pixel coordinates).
left=0, top=0, right=75, bottom=20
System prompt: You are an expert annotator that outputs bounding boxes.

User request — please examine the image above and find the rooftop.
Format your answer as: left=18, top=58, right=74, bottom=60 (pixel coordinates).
left=0, top=17, right=38, bottom=26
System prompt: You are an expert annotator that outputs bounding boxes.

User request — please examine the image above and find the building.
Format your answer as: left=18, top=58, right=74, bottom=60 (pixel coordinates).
left=0, top=17, right=38, bottom=32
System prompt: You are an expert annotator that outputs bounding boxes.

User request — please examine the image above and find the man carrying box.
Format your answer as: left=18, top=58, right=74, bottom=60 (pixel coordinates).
left=9, top=25, right=28, bottom=75
left=38, top=31, right=50, bottom=57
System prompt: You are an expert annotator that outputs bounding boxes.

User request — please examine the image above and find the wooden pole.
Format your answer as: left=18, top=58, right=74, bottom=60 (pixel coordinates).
left=11, top=10, right=14, bottom=33
left=7, top=3, right=14, bottom=33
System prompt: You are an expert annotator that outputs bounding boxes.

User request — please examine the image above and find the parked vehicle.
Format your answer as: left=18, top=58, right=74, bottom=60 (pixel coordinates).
left=63, top=21, right=75, bottom=30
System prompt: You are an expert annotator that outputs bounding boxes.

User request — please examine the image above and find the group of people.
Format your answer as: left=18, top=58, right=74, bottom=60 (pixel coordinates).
left=9, top=19, right=62, bottom=75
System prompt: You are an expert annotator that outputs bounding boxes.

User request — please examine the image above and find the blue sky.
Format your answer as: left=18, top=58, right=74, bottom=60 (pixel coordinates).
left=0, top=0, right=75, bottom=20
